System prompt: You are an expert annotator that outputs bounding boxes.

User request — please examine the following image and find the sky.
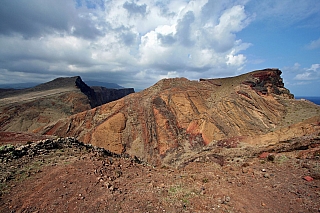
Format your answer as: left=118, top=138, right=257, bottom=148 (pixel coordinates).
left=0, top=0, right=319, bottom=96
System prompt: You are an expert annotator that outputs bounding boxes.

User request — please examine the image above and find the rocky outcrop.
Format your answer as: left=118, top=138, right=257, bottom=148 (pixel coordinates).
left=240, top=69, right=293, bottom=97
left=66, top=76, right=135, bottom=108
left=0, top=137, right=145, bottom=183
left=0, top=137, right=121, bottom=162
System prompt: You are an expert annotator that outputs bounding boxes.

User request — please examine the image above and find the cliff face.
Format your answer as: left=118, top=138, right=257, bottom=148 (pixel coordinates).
left=0, top=76, right=134, bottom=132
left=74, top=77, right=135, bottom=108
left=40, top=69, right=320, bottom=167
left=91, top=87, right=135, bottom=107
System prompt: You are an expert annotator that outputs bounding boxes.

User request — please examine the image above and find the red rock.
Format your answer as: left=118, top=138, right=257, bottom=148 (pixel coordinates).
left=303, top=176, right=314, bottom=181
left=259, top=152, right=270, bottom=159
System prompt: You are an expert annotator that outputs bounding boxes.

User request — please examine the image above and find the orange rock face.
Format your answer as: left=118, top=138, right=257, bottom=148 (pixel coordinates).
left=39, top=69, right=320, bottom=166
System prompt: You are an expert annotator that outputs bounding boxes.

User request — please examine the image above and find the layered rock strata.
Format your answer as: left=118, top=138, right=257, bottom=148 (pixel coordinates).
left=38, top=69, right=320, bottom=166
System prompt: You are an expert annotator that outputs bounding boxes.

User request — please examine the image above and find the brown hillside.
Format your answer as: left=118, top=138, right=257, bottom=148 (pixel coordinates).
left=0, top=77, right=91, bottom=132
left=39, top=69, right=320, bottom=167
left=0, top=76, right=134, bottom=133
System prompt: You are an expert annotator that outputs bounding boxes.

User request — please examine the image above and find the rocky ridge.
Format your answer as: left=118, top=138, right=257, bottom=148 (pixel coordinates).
left=39, top=68, right=320, bottom=167
left=0, top=137, right=143, bottom=183
left=0, top=76, right=134, bottom=132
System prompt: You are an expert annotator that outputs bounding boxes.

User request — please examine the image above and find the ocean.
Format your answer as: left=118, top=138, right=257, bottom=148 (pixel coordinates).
left=295, top=96, right=320, bottom=105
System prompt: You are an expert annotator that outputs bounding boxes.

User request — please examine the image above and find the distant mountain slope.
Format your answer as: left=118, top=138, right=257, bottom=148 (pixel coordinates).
left=0, top=80, right=125, bottom=90
left=39, top=69, right=320, bottom=167
left=0, top=76, right=134, bottom=133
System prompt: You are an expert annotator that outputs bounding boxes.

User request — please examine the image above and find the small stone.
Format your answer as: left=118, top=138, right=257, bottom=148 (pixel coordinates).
left=242, top=162, right=250, bottom=167
left=263, top=173, right=270, bottom=178
left=105, top=182, right=112, bottom=188
left=259, top=152, right=269, bottom=159
left=242, top=167, right=249, bottom=173
left=301, top=163, right=311, bottom=169
left=261, top=169, right=266, bottom=172
left=303, top=176, right=314, bottom=181
left=267, top=154, right=275, bottom=162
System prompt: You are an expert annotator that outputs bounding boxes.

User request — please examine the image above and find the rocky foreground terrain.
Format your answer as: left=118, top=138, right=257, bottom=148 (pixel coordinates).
left=0, top=137, right=319, bottom=212
left=0, top=68, right=320, bottom=212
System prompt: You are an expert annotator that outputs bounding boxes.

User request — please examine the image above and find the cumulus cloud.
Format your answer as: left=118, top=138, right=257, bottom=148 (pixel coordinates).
left=294, top=64, right=320, bottom=80
left=123, top=1, right=148, bottom=17
left=0, top=0, right=254, bottom=89
left=0, top=0, right=107, bottom=39
left=295, top=72, right=314, bottom=81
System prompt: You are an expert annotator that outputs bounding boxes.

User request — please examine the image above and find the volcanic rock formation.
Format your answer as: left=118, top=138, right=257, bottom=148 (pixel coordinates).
left=91, top=86, right=135, bottom=107
left=0, top=76, right=134, bottom=132
left=38, top=69, right=320, bottom=167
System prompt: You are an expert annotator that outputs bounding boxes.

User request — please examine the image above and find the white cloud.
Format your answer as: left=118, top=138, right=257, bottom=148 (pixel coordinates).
left=0, top=0, right=254, bottom=89
left=307, top=64, right=320, bottom=72
left=293, top=63, right=301, bottom=70
left=294, top=64, right=320, bottom=80
left=123, top=1, right=148, bottom=17
left=295, top=72, right=314, bottom=81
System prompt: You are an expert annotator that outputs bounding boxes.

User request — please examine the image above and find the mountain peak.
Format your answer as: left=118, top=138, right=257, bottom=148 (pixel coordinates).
left=32, top=76, right=82, bottom=91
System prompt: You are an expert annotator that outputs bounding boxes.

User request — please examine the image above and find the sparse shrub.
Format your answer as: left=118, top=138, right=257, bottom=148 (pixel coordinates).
left=202, top=178, right=208, bottom=183
left=0, top=144, right=14, bottom=153
left=275, top=155, right=288, bottom=163
left=166, top=184, right=195, bottom=208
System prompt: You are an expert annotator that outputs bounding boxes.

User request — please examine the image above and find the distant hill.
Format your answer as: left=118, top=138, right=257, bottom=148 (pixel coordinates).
left=0, top=76, right=134, bottom=133
left=0, top=80, right=125, bottom=90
